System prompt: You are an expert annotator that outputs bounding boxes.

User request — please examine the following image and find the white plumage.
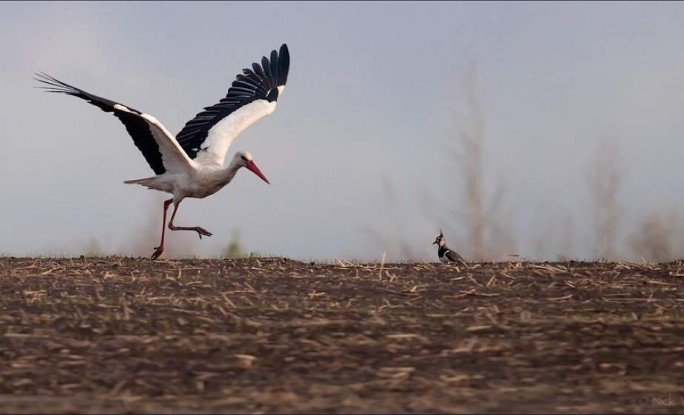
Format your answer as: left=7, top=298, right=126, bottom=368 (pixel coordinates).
left=35, top=43, right=290, bottom=259
left=196, top=99, right=278, bottom=167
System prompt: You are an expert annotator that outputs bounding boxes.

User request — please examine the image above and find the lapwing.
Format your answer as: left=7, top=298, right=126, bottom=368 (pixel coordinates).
left=433, top=230, right=466, bottom=265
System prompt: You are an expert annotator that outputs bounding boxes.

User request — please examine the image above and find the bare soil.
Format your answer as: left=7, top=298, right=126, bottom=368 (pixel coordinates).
left=1, top=257, right=683, bottom=414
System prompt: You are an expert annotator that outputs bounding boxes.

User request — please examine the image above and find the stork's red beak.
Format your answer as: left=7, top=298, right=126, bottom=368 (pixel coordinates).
left=246, top=160, right=270, bottom=184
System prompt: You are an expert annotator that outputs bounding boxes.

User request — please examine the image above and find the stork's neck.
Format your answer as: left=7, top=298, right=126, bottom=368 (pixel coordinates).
left=218, top=158, right=243, bottom=184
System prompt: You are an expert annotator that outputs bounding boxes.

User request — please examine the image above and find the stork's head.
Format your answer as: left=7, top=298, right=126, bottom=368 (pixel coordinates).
left=234, top=151, right=270, bottom=184
left=433, top=229, right=445, bottom=246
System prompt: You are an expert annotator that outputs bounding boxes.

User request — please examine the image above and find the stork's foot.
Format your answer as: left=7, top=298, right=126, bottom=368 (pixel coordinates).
left=167, top=225, right=213, bottom=239
left=151, top=246, right=164, bottom=260
left=195, top=227, right=213, bottom=239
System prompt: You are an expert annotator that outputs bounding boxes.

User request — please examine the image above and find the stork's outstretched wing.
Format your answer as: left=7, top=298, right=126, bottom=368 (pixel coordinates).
left=35, top=72, right=194, bottom=175
left=175, top=43, right=290, bottom=167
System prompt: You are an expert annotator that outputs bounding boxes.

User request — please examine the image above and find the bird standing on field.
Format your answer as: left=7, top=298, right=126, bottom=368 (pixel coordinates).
left=433, top=230, right=466, bottom=264
left=35, top=44, right=290, bottom=260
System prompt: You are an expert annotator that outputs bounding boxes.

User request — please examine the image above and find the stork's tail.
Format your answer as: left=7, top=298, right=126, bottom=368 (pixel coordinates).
left=123, top=177, right=158, bottom=189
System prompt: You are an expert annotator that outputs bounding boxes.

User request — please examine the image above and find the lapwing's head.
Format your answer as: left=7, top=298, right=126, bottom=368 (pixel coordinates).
left=433, top=229, right=445, bottom=246
left=234, top=151, right=270, bottom=184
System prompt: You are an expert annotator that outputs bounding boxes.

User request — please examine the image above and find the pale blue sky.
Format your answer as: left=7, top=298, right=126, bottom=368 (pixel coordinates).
left=2, top=2, right=684, bottom=261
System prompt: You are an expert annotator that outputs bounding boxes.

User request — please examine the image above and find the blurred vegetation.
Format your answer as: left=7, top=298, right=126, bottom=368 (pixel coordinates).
left=222, top=229, right=245, bottom=259
left=364, top=65, right=684, bottom=263
left=587, top=137, right=623, bottom=261
left=425, top=64, right=515, bottom=262
left=629, top=209, right=684, bottom=263
left=83, top=237, right=104, bottom=257
left=220, top=229, right=264, bottom=259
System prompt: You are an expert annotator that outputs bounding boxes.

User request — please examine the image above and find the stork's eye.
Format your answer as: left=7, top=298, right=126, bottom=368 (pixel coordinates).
left=241, top=155, right=248, bottom=162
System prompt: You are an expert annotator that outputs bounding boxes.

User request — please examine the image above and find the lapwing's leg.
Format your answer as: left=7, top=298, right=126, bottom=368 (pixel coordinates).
left=167, top=201, right=213, bottom=239
left=151, top=198, right=174, bottom=260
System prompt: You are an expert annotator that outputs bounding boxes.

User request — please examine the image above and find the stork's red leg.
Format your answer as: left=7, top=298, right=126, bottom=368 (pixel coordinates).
left=167, top=201, right=213, bottom=239
left=151, top=198, right=174, bottom=260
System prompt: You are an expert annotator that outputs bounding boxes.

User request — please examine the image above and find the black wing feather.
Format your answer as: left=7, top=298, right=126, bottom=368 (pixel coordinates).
left=34, top=72, right=166, bottom=175
left=277, top=44, right=290, bottom=86
left=176, top=44, right=290, bottom=160
left=261, top=56, right=273, bottom=90
left=252, top=62, right=265, bottom=79
left=270, top=49, right=279, bottom=83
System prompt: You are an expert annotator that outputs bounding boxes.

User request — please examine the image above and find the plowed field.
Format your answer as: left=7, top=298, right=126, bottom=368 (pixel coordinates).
left=1, top=257, right=683, bottom=413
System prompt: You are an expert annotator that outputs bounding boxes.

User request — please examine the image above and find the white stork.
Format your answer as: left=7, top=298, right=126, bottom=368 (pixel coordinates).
left=35, top=43, right=290, bottom=260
